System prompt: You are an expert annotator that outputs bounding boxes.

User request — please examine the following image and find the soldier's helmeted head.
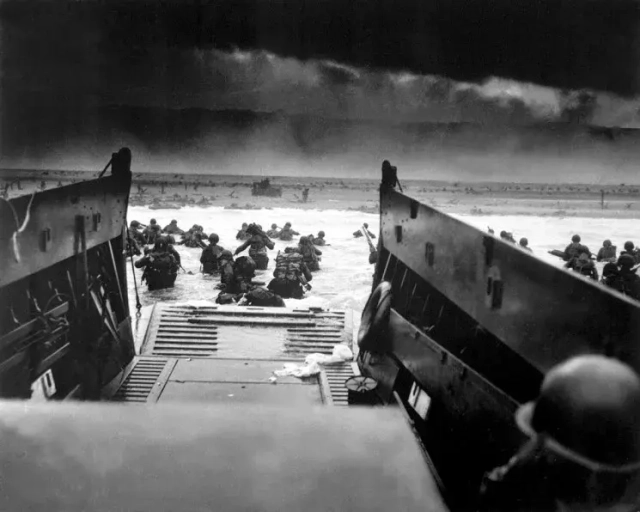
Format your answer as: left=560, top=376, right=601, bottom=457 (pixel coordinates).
left=271, top=223, right=277, bottom=229
left=171, top=219, right=177, bottom=224
left=318, top=231, right=325, bottom=238
left=285, top=222, right=291, bottom=228
left=150, top=218, right=157, bottom=225
left=299, top=236, right=309, bottom=245
left=364, top=223, right=369, bottom=228
left=514, top=355, right=640, bottom=509
left=603, top=262, right=619, bottom=277
left=572, top=234, right=581, bottom=243
left=625, top=241, right=635, bottom=252
left=519, top=237, right=528, bottom=247
left=219, top=250, right=233, bottom=262
left=603, top=239, right=612, bottom=247
left=166, top=235, right=176, bottom=245
left=618, top=254, right=635, bottom=269
left=154, top=239, right=168, bottom=252
left=130, top=220, right=140, bottom=228
left=209, top=233, right=219, bottom=244
left=242, top=223, right=248, bottom=229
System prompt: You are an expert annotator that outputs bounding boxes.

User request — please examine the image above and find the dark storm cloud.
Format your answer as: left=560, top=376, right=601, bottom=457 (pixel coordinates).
left=2, top=0, right=640, bottom=97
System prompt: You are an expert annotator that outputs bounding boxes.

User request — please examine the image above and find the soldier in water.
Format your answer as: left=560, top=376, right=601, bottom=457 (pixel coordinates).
left=313, top=231, right=327, bottom=246
left=478, top=355, right=640, bottom=512
left=565, top=251, right=598, bottom=281
left=236, top=223, right=251, bottom=241
left=163, top=219, right=185, bottom=235
left=234, top=223, right=275, bottom=270
left=200, top=233, right=225, bottom=274
left=278, top=222, right=299, bottom=241
left=266, top=223, right=280, bottom=238
left=518, top=238, right=532, bottom=252
left=134, top=238, right=179, bottom=291
left=620, top=241, right=640, bottom=263
left=297, top=236, right=322, bottom=271
left=564, top=234, right=590, bottom=261
left=353, top=223, right=376, bottom=239
left=596, top=239, right=617, bottom=262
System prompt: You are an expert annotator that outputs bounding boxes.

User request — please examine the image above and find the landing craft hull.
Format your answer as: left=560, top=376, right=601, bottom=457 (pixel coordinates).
left=0, top=149, right=135, bottom=400
left=359, top=170, right=640, bottom=507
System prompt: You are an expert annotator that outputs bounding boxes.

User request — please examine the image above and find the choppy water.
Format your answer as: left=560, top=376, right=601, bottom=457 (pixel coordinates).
left=126, top=206, right=640, bottom=318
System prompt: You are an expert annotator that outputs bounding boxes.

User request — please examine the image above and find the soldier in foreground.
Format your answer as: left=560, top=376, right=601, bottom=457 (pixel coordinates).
left=478, top=355, right=640, bottom=512
left=134, top=238, right=179, bottom=291
left=268, top=251, right=313, bottom=299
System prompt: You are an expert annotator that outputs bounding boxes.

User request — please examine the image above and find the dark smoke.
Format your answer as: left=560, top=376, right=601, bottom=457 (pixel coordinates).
left=2, top=0, right=640, bottom=97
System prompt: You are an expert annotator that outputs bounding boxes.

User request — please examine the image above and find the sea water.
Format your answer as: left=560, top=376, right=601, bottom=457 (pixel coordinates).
left=127, top=206, right=639, bottom=317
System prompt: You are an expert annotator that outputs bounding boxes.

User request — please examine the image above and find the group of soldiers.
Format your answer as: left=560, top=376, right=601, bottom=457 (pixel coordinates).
left=557, top=235, right=640, bottom=299
left=127, top=218, right=329, bottom=306
left=488, top=227, right=532, bottom=252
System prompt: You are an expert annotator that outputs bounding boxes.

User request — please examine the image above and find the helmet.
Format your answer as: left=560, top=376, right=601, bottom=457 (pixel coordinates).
left=517, top=355, right=640, bottom=467
left=299, top=236, right=308, bottom=244
left=625, top=241, right=635, bottom=251
left=318, top=231, right=325, bottom=237
left=209, top=233, right=219, bottom=244
left=242, top=223, right=248, bottom=228
left=219, top=250, right=233, bottom=261
left=153, top=239, right=168, bottom=252
left=171, top=219, right=177, bottom=224
left=572, top=234, right=581, bottom=243
left=500, top=231, right=508, bottom=238
left=603, top=262, right=619, bottom=277
left=285, top=222, right=291, bottom=227
left=364, top=223, right=369, bottom=228
left=604, top=239, right=612, bottom=247
left=519, top=237, right=528, bottom=246
left=150, top=218, right=157, bottom=225
left=130, top=220, right=140, bottom=228
left=271, top=223, right=277, bottom=229
left=166, top=235, right=176, bottom=244
left=235, top=256, right=256, bottom=277
left=515, top=356, right=640, bottom=509
left=618, top=254, right=635, bottom=268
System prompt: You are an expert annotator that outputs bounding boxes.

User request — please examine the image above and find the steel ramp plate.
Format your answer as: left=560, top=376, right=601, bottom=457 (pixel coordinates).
left=106, top=303, right=356, bottom=406
left=141, top=303, right=352, bottom=360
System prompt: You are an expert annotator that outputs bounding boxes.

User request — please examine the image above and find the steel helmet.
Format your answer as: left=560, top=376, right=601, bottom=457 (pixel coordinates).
left=618, top=254, right=635, bottom=269
left=604, top=239, right=612, bottom=247
left=572, top=234, right=581, bottom=243
left=209, top=233, right=219, bottom=244
left=150, top=218, right=157, bottom=225
left=171, top=219, right=177, bottom=224
left=271, top=223, right=277, bottom=229
left=364, top=223, right=369, bottom=228
left=625, top=241, right=635, bottom=251
left=299, top=236, right=308, bottom=244
left=517, top=355, right=640, bottom=467
left=130, top=220, right=140, bottom=228
left=519, top=237, right=528, bottom=246
left=318, top=231, right=325, bottom=237
left=165, top=235, right=176, bottom=245
left=219, top=250, right=233, bottom=261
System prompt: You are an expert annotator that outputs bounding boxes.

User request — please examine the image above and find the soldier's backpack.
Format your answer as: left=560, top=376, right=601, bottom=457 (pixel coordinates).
left=150, top=252, right=177, bottom=272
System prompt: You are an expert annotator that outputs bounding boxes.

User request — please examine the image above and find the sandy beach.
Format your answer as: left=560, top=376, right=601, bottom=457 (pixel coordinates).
left=2, top=168, right=640, bottom=219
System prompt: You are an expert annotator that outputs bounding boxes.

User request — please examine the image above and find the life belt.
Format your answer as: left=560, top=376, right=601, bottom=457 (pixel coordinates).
left=358, top=281, right=392, bottom=352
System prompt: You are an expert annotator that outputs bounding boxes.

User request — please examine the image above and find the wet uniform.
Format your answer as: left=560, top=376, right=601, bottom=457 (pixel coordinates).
left=235, top=234, right=275, bottom=270
left=278, top=227, right=299, bottom=241
left=200, top=244, right=225, bottom=274
left=298, top=239, right=322, bottom=272
left=269, top=251, right=313, bottom=299
left=163, top=221, right=185, bottom=235
left=135, top=248, right=179, bottom=291
left=597, top=245, right=617, bottom=262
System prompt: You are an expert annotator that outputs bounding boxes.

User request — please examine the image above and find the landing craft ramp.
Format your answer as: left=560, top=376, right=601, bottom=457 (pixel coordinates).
left=103, top=303, right=357, bottom=406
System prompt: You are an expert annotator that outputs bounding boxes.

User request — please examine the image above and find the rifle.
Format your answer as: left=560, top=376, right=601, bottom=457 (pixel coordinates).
left=361, top=225, right=378, bottom=264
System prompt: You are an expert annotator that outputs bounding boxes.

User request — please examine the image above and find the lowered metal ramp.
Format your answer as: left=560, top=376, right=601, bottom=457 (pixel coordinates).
left=105, top=303, right=357, bottom=407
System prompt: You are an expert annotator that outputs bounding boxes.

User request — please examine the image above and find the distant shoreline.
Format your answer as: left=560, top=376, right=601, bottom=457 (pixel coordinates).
left=3, top=169, right=640, bottom=219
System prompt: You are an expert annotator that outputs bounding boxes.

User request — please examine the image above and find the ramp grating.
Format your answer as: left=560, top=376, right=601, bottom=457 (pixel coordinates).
left=324, top=362, right=359, bottom=406
left=111, top=358, right=168, bottom=403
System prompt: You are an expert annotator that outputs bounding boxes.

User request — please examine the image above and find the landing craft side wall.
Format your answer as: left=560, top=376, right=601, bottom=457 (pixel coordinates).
left=377, top=187, right=640, bottom=376
left=0, top=173, right=131, bottom=287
